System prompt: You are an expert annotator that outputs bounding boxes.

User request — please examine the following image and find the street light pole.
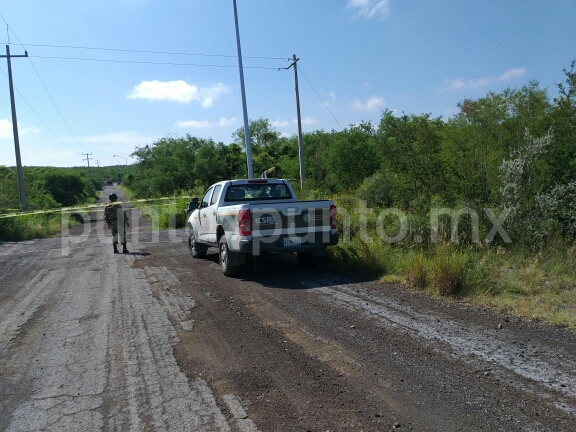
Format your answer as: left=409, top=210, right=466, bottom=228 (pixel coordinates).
left=232, top=0, right=253, bottom=179
left=113, top=155, right=127, bottom=166
left=113, top=155, right=127, bottom=183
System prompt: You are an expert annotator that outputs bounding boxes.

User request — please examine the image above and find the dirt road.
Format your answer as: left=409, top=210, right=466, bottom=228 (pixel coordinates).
left=1, top=186, right=575, bottom=431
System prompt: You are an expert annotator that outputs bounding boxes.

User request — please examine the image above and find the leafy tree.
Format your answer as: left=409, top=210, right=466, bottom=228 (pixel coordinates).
left=323, top=122, right=381, bottom=192
left=42, top=171, right=95, bottom=207
left=548, top=60, right=576, bottom=185
left=232, top=118, right=282, bottom=149
left=378, top=112, right=445, bottom=207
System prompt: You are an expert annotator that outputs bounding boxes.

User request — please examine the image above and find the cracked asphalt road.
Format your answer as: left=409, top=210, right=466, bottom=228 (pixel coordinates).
left=1, top=186, right=576, bottom=431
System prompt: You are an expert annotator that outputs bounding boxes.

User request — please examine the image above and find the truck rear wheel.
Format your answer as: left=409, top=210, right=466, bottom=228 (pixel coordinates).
left=219, top=234, right=240, bottom=276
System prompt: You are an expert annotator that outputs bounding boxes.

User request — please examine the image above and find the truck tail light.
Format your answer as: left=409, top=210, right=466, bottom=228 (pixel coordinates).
left=330, top=205, right=337, bottom=229
left=239, top=209, right=252, bottom=236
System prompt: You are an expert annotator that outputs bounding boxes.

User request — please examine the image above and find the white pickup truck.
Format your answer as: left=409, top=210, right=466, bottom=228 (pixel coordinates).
left=186, top=179, right=338, bottom=276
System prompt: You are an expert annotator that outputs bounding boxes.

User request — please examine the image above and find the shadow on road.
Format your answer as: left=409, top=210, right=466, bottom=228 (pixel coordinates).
left=202, top=252, right=378, bottom=290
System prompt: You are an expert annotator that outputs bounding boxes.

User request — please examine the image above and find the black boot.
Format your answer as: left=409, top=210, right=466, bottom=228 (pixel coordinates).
left=122, top=243, right=129, bottom=254
left=113, top=243, right=119, bottom=254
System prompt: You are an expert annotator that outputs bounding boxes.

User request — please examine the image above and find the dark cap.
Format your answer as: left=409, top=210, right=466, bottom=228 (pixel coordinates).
left=109, top=193, right=118, bottom=201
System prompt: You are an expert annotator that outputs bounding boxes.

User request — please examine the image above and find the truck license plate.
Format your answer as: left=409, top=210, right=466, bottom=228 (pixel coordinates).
left=284, top=237, right=301, bottom=247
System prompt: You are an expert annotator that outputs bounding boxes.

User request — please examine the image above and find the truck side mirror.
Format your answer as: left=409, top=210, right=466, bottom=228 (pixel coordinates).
left=187, top=197, right=199, bottom=212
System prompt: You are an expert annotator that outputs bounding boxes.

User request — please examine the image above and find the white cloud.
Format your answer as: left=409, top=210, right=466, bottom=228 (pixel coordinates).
left=127, top=80, right=230, bottom=107
left=499, top=67, right=527, bottom=81
left=299, top=117, right=319, bottom=125
left=271, top=118, right=319, bottom=128
left=0, top=119, right=12, bottom=138
left=468, top=77, right=492, bottom=89
left=271, top=119, right=290, bottom=128
left=442, top=67, right=527, bottom=91
left=351, top=96, right=386, bottom=112
left=176, top=120, right=211, bottom=129
left=20, top=146, right=80, bottom=168
left=329, top=91, right=336, bottom=100
left=216, top=117, right=237, bottom=127
left=176, top=117, right=238, bottom=129
left=0, top=120, right=40, bottom=139
left=362, top=81, right=370, bottom=87
left=443, top=78, right=465, bottom=91
left=346, top=0, right=390, bottom=21
left=80, top=132, right=161, bottom=166
left=14, top=131, right=160, bottom=167
left=78, top=131, right=159, bottom=148
left=21, top=126, right=40, bottom=135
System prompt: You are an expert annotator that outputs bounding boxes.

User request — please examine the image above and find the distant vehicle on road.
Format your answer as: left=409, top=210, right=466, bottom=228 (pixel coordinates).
left=186, top=179, right=338, bottom=276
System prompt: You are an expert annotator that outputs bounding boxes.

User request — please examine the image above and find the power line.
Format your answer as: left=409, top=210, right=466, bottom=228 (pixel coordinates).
left=30, top=55, right=281, bottom=70
left=1, top=13, right=87, bottom=152
left=19, top=43, right=291, bottom=62
left=21, top=58, right=87, bottom=151
left=0, top=64, right=75, bottom=152
left=296, top=65, right=343, bottom=130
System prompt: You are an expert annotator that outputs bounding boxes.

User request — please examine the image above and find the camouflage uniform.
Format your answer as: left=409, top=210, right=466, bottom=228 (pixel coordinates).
left=105, top=201, right=129, bottom=253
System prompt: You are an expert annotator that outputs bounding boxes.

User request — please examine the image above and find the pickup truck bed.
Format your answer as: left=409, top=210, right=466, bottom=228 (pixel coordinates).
left=187, top=179, right=338, bottom=276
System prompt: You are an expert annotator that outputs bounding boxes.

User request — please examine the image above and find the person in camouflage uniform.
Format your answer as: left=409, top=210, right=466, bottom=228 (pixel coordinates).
left=105, top=193, right=129, bottom=254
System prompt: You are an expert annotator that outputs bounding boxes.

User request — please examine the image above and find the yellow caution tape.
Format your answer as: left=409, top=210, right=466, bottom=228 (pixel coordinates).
left=0, top=196, right=195, bottom=220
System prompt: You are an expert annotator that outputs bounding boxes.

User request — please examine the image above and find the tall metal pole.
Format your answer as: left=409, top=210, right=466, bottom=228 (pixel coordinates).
left=2, top=45, right=28, bottom=211
left=292, top=54, right=305, bottom=190
left=232, top=0, right=253, bottom=179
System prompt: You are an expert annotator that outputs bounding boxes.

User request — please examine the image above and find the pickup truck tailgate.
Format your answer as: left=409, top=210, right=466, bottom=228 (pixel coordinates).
left=250, top=201, right=333, bottom=235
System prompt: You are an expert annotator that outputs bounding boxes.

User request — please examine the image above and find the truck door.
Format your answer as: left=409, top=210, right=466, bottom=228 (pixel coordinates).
left=197, top=186, right=213, bottom=241
left=205, top=184, right=222, bottom=244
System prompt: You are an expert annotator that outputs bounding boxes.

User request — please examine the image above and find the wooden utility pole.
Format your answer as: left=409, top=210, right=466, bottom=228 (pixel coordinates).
left=284, top=54, right=305, bottom=190
left=83, top=153, right=93, bottom=179
left=1, top=45, right=28, bottom=211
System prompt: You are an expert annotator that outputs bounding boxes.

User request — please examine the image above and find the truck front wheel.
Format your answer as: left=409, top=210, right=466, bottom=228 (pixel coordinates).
left=189, top=229, right=207, bottom=258
left=219, top=234, right=240, bottom=276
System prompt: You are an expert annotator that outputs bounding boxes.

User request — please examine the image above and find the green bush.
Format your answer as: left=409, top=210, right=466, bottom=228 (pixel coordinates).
left=0, top=213, right=72, bottom=241
left=428, top=247, right=469, bottom=296
left=405, top=252, right=428, bottom=290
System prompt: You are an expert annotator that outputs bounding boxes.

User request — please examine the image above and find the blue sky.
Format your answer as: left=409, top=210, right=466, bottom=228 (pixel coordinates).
left=0, top=0, right=575, bottom=167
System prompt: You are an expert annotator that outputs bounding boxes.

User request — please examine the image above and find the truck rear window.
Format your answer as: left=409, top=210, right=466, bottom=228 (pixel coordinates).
left=224, top=184, right=292, bottom=202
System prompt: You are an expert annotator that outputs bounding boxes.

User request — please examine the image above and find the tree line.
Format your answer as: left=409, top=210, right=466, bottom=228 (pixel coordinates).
left=124, top=61, right=575, bottom=245
left=0, top=166, right=125, bottom=211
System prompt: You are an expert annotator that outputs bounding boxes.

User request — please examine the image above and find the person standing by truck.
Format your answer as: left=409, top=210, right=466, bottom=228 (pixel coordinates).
left=105, top=193, right=129, bottom=254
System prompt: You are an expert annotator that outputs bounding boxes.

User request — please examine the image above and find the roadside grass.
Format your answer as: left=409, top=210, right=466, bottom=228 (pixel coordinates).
left=132, top=198, right=189, bottom=230
left=468, top=243, right=576, bottom=328
left=120, top=186, right=194, bottom=230
left=0, top=213, right=75, bottom=241
left=330, top=198, right=576, bottom=329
